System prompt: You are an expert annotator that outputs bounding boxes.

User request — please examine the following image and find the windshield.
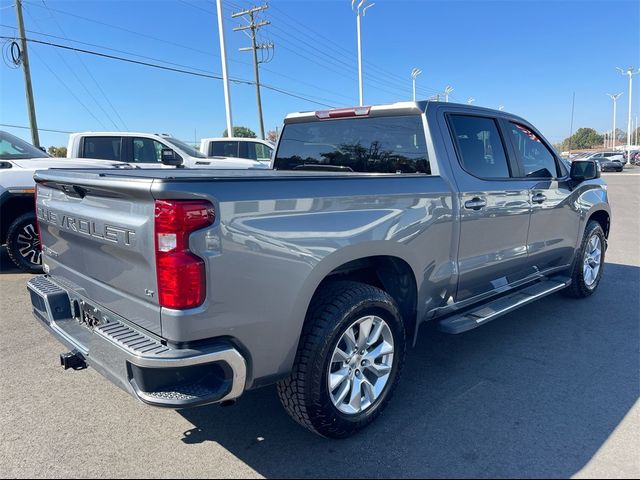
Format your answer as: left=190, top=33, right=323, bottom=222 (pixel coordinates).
left=162, top=137, right=206, bottom=158
left=0, top=131, right=49, bottom=159
left=274, top=115, right=430, bottom=174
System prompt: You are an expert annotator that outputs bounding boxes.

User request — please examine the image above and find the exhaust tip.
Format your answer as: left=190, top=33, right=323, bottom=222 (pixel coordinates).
left=60, top=351, right=87, bottom=370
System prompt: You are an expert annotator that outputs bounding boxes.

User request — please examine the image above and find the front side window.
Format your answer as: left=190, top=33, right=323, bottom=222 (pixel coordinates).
left=83, top=137, right=122, bottom=161
left=238, top=142, right=273, bottom=161
left=448, top=115, right=510, bottom=178
left=507, top=123, right=558, bottom=178
left=163, top=137, right=206, bottom=158
left=132, top=137, right=163, bottom=163
left=274, top=115, right=430, bottom=174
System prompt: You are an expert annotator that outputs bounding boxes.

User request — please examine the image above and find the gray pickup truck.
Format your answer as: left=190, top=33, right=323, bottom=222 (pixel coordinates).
left=28, top=101, right=609, bottom=438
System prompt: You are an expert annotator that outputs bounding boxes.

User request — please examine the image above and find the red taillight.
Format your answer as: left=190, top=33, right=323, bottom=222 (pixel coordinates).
left=154, top=200, right=214, bottom=309
left=315, top=106, right=371, bottom=119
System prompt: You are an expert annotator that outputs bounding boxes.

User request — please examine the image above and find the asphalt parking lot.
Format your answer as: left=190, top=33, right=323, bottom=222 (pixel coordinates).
left=1, top=172, right=638, bottom=479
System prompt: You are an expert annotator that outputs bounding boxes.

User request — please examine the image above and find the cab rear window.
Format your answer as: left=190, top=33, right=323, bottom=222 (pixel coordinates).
left=274, top=115, right=430, bottom=174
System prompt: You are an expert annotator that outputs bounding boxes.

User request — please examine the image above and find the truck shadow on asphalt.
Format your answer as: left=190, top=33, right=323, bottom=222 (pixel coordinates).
left=157, top=262, right=637, bottom=476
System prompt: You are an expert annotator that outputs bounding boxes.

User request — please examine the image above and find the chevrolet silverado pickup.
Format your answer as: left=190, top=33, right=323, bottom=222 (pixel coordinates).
left=28, top=101, right=609, bottom=438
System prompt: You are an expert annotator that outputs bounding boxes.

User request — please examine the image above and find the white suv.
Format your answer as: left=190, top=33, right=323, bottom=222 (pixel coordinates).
left=0, top=131, right=130, bottom=272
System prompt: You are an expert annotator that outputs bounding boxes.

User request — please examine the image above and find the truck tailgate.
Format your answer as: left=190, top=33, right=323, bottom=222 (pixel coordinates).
left=35, top=172, right=161, bottom=335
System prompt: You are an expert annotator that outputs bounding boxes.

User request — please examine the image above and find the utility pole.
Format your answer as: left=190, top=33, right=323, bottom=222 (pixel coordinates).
left=233, top=4, right=272, bottom=140
left=411, top=68, right=422, bottom=102
left=617, top=67, right=639, bottom=158
left=14, top=0, right=40, bottom=148
left=216, top=0, right=233, bottom=138
left=352, top=0, right=375, bottom=106
left=606, top=93, right=623, bottom=150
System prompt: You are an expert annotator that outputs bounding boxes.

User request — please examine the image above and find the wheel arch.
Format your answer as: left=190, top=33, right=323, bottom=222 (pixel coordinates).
left=284, top=242, right=420, bottom=375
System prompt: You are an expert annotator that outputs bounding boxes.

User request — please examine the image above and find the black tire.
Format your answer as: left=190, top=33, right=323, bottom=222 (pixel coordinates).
left=277, top=280, right=406, bottom=438
left=6, top=212, right=43, bottom=274
left=564, top=220, right=605, bottom=298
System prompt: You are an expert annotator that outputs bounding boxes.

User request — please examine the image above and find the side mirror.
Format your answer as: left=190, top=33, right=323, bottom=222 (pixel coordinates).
left=570, top=159, right=600, bottom=182
left=161, top=148, right=183, bottom=167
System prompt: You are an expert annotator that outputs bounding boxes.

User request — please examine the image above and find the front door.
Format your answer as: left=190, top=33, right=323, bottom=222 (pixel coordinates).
left=503, top=122, right=580, bottom=273
left=445, top=113, right=533, bottom=302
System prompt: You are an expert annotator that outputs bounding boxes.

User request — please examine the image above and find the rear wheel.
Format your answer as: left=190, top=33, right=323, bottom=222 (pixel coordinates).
left=6, top=212, right=43, bottom=273
left=277, top=281, right=406, bottom=438
left=564, top=220, right=605, bottom=298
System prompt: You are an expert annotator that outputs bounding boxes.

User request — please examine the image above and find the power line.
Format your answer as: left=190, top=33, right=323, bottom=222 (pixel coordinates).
left=226, top=1, right=446, bottom=101
left=24, top=5, right=121, bottom=129
left=0, top=22, right=353, bottom=106
left=0, top=35, right=336, bottom=108
left=0, top=122, right=72, bottom=134
left=29, top=47, right=109, bottom=128
left=40, top=0, right=129, bottom=129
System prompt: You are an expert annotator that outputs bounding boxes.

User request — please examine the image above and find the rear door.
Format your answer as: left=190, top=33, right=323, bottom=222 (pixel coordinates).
left=36, top=172, right=161, bottom=334
left=503, top=121, right=580, bottom=273
left=444, top=112, right=533, bottom=302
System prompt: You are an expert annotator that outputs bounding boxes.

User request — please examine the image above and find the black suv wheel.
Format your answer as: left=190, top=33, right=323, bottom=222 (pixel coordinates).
left=6, top=212, right=43, bottom=273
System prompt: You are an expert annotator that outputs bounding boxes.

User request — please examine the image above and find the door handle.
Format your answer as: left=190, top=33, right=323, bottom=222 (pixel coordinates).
left=464, top=197, right=487, bottom=210
left=532, top=193, right=547, bottom=204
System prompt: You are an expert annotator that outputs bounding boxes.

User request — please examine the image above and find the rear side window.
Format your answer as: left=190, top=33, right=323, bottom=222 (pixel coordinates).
left=274, top=115, right=430, bottom=174
left=82, top=137, right=122, bottom=161
left=448, top=115, right=510, bottom=178
left=210, top=141, right=239, bottom=157
left=507, top=123, right=559, bottom=178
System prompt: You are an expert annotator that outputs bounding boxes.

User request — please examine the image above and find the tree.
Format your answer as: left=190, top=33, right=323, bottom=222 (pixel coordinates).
left=47, top=146, right=67, bottom=157
left=222, top=126, right=256, bottom=138
left=558, top=128, right=603, bottom=151
left=267, top=129, right=278, bottom=142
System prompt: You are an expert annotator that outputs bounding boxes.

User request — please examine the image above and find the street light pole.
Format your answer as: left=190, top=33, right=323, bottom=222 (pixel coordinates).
left=606, top=93, right=623, bottom=150
left=352, top=0, right=375, bottom=106
left=617, top=67, right=639, bottom=157
left=411, top=68, right=422, bottom=102
left=216, top=0, right=233, bottom=138
left=444, top=85, right=453, bottom=103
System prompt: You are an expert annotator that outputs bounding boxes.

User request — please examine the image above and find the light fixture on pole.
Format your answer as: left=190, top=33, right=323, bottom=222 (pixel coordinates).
left=467, top=97, right=475, bottom=104
left=606, top=93, right=623, bottom=150
left=616, top=66, right=639, bottom=157
left=411, top=68, right=422, bottom=102
left=444, top=85, right=453, bottom=102
left=352, top=0, right=375, bottom=106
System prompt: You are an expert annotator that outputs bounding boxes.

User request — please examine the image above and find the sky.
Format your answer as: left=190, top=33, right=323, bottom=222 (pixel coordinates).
left=0, top=0, right=639, bottom=148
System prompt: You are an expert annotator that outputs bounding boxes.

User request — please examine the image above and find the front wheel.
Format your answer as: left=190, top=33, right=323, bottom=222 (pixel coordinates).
left=277, top=281, right=406, bottom=438
left=564, top=220, right=605, bottom=298
left=6, top=212, right=43, bottom=273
